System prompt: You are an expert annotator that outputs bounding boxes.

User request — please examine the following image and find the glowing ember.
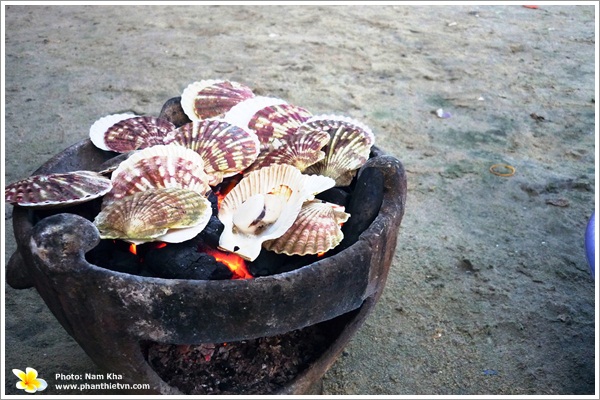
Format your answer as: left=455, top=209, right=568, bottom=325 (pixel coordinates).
left=215, top=174, right=243, bottom=210
left=128, top=242, right=167, bottom=256
left=205, top=248, right=253, bottom=279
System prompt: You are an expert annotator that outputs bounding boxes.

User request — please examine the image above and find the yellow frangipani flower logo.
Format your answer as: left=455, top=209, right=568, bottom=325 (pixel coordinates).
left=12, top=368, right=48, bottom=393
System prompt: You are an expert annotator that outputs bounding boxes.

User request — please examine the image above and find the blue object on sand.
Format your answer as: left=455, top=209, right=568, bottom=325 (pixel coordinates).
left=585, top=212, right=595, bottom=278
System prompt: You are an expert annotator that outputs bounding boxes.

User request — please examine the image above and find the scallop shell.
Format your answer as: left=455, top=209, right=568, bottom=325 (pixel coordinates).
left=301, top=115, right=375, bottom=186
left=171, top=119, right=260, bottom=185
left=245, top=130, right=330, bottom=173
left=218, top=164, right=335, bottom=261
left=91, top=116, right=177, bottom=153
left=247, top=103, right=313, bottom=149
left=263, top=200, right=350, bottom=256
left=181, top=79, right=255, bottom=121
left=89, top=113, right=138, bottom=151
left=94, top=187, right=212, bottom=244
left=5, top=170, right=112, bottom=208
left=103, top=144, right=211, bottom=205
left=222, top=96, right=288, bottom=135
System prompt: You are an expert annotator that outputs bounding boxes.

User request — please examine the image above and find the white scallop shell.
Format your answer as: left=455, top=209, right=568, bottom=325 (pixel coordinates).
left=263, top=200, right=350, bottom=256
left=103, top=143, right=211, bottom=206
left=218, top=164, right=335, bottom=261
left=89, top=113, right=138, bottom=151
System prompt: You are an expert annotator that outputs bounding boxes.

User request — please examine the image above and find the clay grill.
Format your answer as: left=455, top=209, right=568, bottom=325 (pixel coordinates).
left=6, top=98, right=407, bottom=395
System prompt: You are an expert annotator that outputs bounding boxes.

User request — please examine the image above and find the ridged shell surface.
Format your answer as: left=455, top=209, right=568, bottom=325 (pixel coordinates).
left=247, top=103, right=313, bottom=148
left=172, top=119, right=260, bottom=185
left=301, top=115, right=375, bottom=186
left=222, top=96, right=288, bottom=134
left=94, top=187, right=212, bottom=243
left=104, top=144, right=211, bottom=205
left=5, top=170, right=112, bottom=208
left=181, top=79, right=255, bottom=121
left=246, top=130, right=330, bottom=173
left=263, top=200, right=350, bottom=256
left=218, top=164, right=335, bottom=261
left=100, top=116, right=176, bottom=153
left=90, top=113, right=138, bottom=151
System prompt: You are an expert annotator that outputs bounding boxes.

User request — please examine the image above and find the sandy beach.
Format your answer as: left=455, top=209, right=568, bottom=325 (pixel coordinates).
left=3, top=3, right=597, bottom=396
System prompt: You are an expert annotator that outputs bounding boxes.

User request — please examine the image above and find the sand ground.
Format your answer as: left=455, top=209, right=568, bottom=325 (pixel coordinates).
left=3, top=4, right=597, bottom=396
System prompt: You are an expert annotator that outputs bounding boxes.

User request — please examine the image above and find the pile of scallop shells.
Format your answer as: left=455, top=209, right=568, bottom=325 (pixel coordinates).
left=5, top=79, right=375, bottom=262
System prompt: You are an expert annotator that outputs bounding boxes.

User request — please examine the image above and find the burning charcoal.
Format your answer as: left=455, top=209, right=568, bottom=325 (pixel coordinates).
left=145, top=242, right=233, bottom=280
left=206, top=190, right=219, bottom=214
left=85, top=239, right=141, bottom=274
left=197, top=215, right=225, bottom=249
left=248, top=250, right=290, bottom=277
left=315, top=187, right=350, bottom=207
left=340, top=166, right=384, bottom=248
left=249, top=250, right=319, bottom=277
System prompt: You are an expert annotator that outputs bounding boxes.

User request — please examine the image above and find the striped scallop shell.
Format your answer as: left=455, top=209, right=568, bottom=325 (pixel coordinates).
left=103, top=144, right=211, bottom=206
left=5, top=170, right=112, bottom=208
left=171, top=119, right=260, bottom=186
left=247, top=103, right=313, bottom=149
left=222, top=96, right=288, bottom=135
left=263, top=200, right=350, bottom=256
left=94, top=187, right=212, bottom=244
left=89, top=113, right=138, bottom=151
left=301, top=115, right=375, bottom=187
left=181, top=79, right=255, bottom=121
left=89, top=115, right=176, bottom=153
left=245, top=130, right=330, bottom=173
left=218, top=164, right=335, bottom=261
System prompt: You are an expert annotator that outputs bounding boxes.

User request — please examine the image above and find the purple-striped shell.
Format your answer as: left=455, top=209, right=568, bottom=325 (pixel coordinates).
left=245, top=130, right=330, bottom=173
left=94, top=187, right=212, bottom=244
left=247, top=103, right=313, bottom=149
left=263, top=200, right=350, bottom=256
left=5, top=170, right=112, bottom=208
left=222, top=96, right=288, bottom=135
left=180, top=79, right=255, bottom=121
left=218, top=164, right=335, bottom=261
left=89, top=115, right=176, bottom=153
left=301, top=115, right=375, bottom=186
left=103, top=144, right=211, bottom=206
left=89, top=113, right=138, bottom=151
left=171, top=119, right=260, bottom=186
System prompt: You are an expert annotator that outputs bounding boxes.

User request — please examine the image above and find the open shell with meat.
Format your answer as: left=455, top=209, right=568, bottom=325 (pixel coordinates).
left=218, top=164, right=335, bottom=261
